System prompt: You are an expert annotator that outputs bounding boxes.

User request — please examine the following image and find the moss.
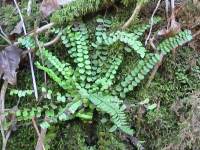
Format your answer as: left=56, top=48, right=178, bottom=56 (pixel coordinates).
left=48, top=122, right=89, bottom=150
left=5, top=126, right=36, bottom=150
left=96, top=122, right=127, bottom=150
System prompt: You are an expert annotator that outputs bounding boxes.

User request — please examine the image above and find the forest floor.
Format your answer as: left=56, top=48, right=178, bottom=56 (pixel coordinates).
left=0, top=0, right=200, bottom=150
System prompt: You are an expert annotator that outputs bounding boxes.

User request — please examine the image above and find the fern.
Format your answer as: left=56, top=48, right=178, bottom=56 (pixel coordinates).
left=157, top=30, right=193, bottom=55
left=115, top=53, right=160, bottom=98
left=10, top=89, right=33, bottom=97
left=88, top=93, right=133, bottom=135
left=92, top=55, right=123, bottom=92
left=16, top=18, right=192, bottom=135
left=35, top=49, right=77, bottom=92
left=61, top=24, right=92, bottom=88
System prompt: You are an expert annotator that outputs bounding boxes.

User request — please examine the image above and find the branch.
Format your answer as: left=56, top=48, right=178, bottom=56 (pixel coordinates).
left=122, top=1, right=143, bottom=29
left=0, top=81, right=8, bottom=150
left=32, top=118, right=45, bottom=150
left=43, top=33, right=61, bottom=47
left=13, top=23, right=55, bottom=46
left=0, top=26, right=12, bottom=44
left=193, top=29, right=200, bottom=38
left=145, top=0, right=162, bottom=45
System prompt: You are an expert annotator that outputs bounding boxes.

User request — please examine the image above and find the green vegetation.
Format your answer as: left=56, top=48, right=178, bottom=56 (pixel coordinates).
left=0, top=0, right=199, bottom=149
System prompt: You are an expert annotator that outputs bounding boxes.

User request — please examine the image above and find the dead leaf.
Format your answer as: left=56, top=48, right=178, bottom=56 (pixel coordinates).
left=40, top=0, right=59, bottom=17
left=170, top=19, right=181, bottom=33
left=0, top=46, right=22, bottom=85
left=10, top=20, right=23, bottom=35
left=40, top=0, right=73, bottom=17
left=158, top=20, right=181, bottom=38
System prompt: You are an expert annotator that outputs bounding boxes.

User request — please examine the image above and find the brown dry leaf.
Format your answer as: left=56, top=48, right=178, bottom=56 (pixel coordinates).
left=0, top=45, right=22, bottom=85
left=158, top=20, right=181, bottom=37
left=40, top=0, right=73, bottom=17
left=170, top=19, right=181, bottom=34
left=40, top=0, right=59, bottom=17
left=10, top=20, right=23, bottom=35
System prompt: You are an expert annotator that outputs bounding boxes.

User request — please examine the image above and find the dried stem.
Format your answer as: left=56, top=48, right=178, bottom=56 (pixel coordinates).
left=122, top=1, right=143, bottom=29
left=44, top=34, right=61, bottom=47
left=32, top=118, right=45, bottom=150
left=0, top=81, right=8, bottom=150
left=0, top=26, right=12, bottom=45
left=13, top=23, right=55, bottom=46
left=145, top=0, right=162, bottom=45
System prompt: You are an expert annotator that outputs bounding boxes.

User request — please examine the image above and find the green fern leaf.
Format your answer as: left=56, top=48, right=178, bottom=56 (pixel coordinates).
left=88, top=93, right=134, bottom=135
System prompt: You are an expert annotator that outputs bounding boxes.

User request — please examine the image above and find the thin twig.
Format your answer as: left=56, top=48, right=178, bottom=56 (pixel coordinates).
left=165, top=0, right=169, bottom=22
left=13, top=23, right=55, bottom=46
left=32, top=118, right=45, bottom=150
left=0, top=34, right=11, bottom=45
left=122, top=1, right=143, bottom=29
left=13, top=0, right=39, bottom=101
left=0, top=81, right=8, bottom=150
left=0, top=26, right=12, bottom=44
left=27, top=0, right=32, bottom=15
left=193, top=29, right=200, bottom=38
left=0, top=26, right=9, bottom=40
left=145, top=0, right=162, bottom=45
left=43, top=34, right=61, bottom=47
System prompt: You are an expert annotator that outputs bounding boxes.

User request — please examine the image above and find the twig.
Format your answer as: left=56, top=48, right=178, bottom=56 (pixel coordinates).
left=27, top=0, right=32, bottom=15
left=0, top=81, right=8, bottom=150
left=0, top=26, right=12, bottom=44
left=21, top=33, right=61, bottom=56
left=193, top=29, right=200, bottom=38
left=13, top=0, right=39, bottom=101
left=0, top=34, right=11, bottom=45
left=35, top=126, right=47, bottom=150
left=0, top=81, right=8, bottom=120
left=32, top=118, right=45, bottom=150
left=165, top=0, right=169, bottom=22
left=13, top=23, right=55, bottom=46
left=122, top=1, right=143, bottom=29
left=0, top=26, right=9, bottom=40
left=43, top=33, right=61, bottom=47
left=171, top=0, right=175, bottom=21
left=145, top=0, right=162, bottom=45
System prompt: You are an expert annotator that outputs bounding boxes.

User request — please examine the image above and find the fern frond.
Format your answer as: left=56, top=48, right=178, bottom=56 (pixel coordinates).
left=88, top=93, right=133, bottom=135
left=95, top=30, right=147, bottom=58
left=157, top=30, right=192, bottom=54
left=92, top=55, right=123, bottom=92
left=36, top=48, right=74, bottom=81
left=35, top=62, right=76, bottom=91
left=61, top=24, right=92, bottom=88
left=115, top=53, right=160, bottom=98
left=10, top=89, right=33, bottom=97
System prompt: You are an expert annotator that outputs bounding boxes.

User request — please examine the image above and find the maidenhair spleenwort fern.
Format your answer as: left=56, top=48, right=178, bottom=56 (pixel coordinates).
left=16, top=18, right=192, bottom=136
left=88, top=93, right=133, bottom=135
